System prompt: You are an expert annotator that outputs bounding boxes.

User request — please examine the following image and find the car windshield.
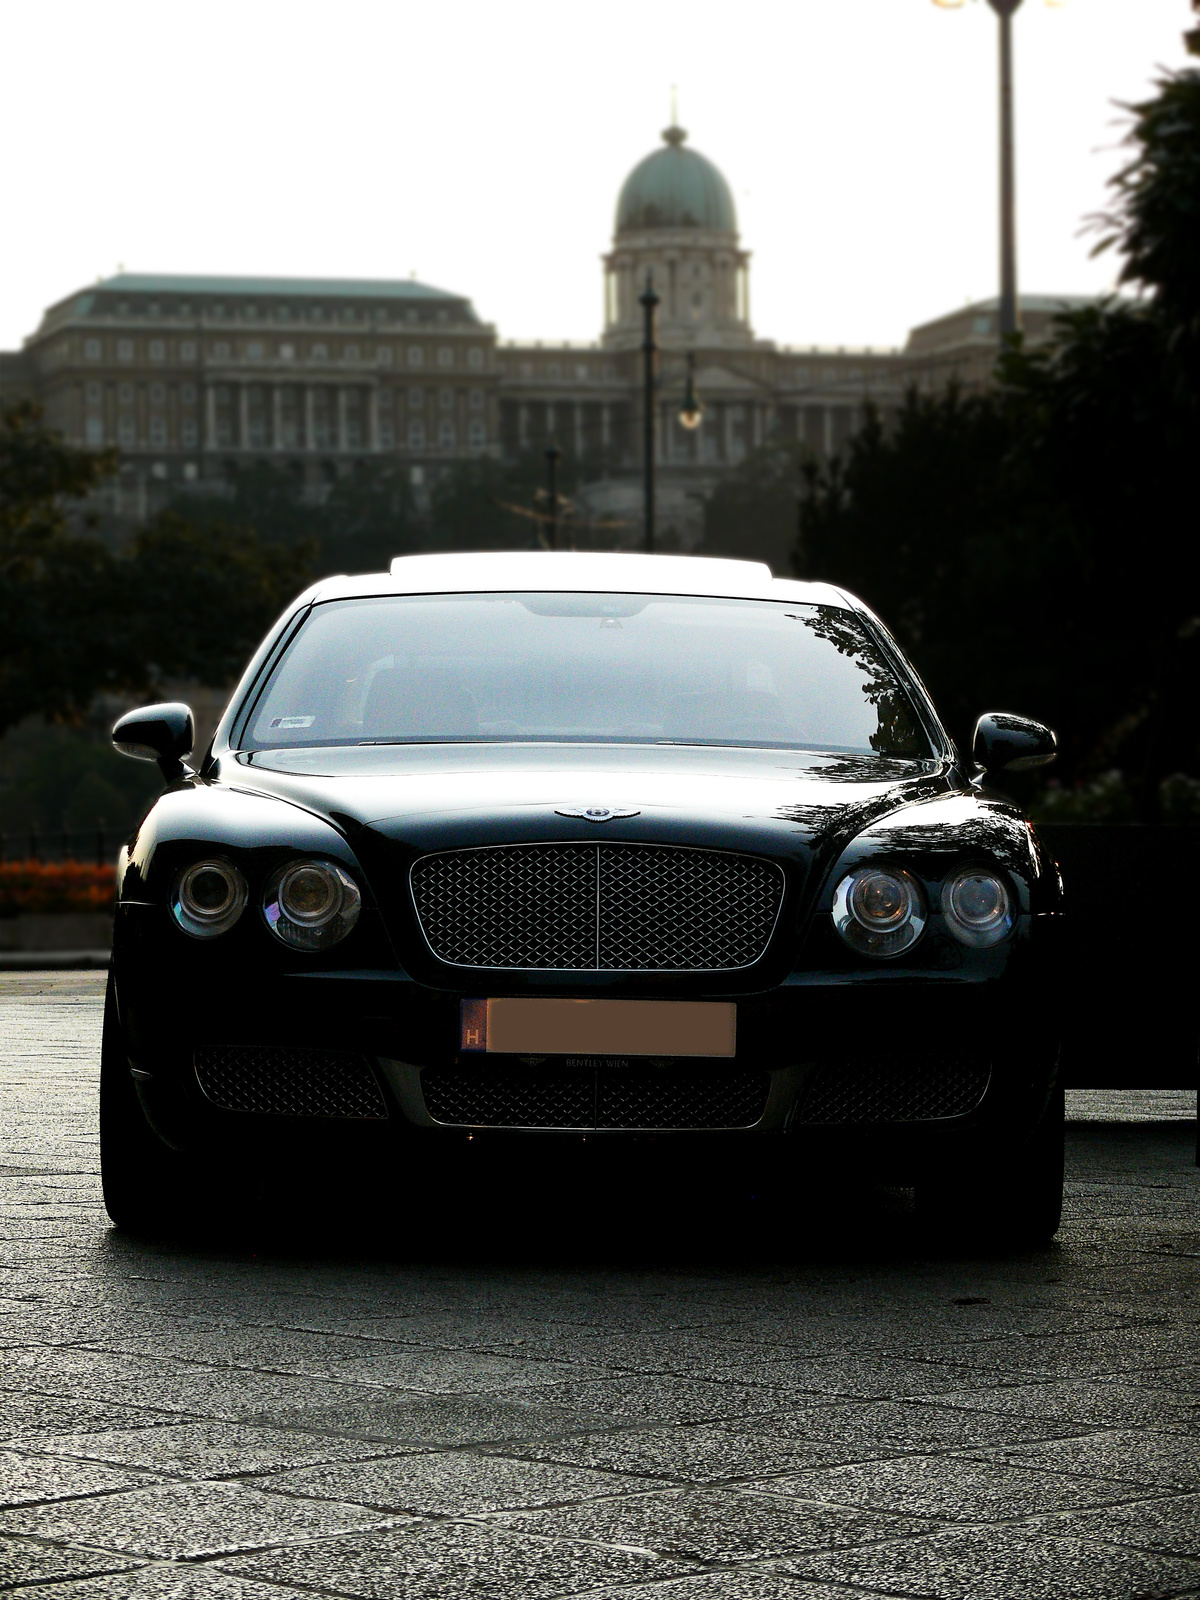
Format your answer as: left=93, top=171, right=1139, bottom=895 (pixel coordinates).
left=241, top=592, right=932, bottom=757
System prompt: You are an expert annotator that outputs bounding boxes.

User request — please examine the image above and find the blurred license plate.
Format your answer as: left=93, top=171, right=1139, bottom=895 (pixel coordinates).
left=460, top=998, right=736, bottom=1058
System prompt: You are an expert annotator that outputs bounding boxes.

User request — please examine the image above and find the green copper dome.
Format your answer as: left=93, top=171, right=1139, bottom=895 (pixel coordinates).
left=615, top=126, right=737, bottom=236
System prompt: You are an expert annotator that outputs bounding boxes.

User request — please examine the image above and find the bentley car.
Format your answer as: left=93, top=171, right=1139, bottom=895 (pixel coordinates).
left=104, top=551, right=1063, bottom=1242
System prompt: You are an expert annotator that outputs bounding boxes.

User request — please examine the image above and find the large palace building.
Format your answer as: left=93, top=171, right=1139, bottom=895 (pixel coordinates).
left=0, top=122, right=1080, bottom=539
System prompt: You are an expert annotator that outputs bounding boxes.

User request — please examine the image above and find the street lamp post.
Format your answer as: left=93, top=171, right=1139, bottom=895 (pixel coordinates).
left=544, top=440, right=561, bottom=551
left=994, top=0, right=1021, bottom=339
left=639, top=274, right=659, bottom=554
left=935, top=0, right=1031, bottom=342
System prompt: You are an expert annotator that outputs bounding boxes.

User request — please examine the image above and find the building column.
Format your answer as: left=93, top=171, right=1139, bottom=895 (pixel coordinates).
left=823, top=406, right=834, bottom=459
left=272, top=385, right=284, bottom=451
left=305, top=386, right=316, bottom=451
left=518, top=404, right=529, bottom=449
left=205, top=384, right=217, bottom=451
left=723, top=404, right=735, bottom=462
left=337, top=387, right=349, bottom=452
left=574, top=402, right=584, bottom=460
left=601, top=403, right=611, bottom=451
left=368, top=387, right=380, bottom=452
left=238, top=384, right=250, bottom=451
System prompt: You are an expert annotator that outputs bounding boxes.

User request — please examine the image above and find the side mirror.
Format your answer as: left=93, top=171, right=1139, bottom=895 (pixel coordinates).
left=972, top=711, right=1057, bottom=773
left=112, top=702, right=195, bottom=781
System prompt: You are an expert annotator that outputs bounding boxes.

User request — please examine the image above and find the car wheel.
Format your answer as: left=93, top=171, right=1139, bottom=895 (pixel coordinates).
left=99, top=974, right=198, bottom=1233
left=915, top=1086, right=1064, bottom=1249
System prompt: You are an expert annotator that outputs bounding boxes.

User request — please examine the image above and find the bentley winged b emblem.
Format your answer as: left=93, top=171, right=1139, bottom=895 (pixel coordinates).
left=555, top=805, right=640, bottom=823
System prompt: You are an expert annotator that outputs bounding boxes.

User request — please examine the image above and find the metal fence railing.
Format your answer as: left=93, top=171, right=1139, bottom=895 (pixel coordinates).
left=0, top=828, right=127, bottom=867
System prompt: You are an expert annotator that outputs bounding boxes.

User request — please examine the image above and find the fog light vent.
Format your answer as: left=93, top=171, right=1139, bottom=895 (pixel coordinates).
left=194, top=1046, right=387, bottom=1119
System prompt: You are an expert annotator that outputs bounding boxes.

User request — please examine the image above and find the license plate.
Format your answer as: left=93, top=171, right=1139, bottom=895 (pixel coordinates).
left=460, top=998, right=736, bottom=1059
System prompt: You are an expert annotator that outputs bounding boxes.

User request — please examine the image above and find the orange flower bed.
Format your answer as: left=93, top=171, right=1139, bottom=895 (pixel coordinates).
left=0, top=860, right=116, bottom=914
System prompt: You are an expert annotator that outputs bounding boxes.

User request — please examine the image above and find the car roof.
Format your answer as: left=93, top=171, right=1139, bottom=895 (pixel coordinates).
left=302, top=552, right=854, bottom=608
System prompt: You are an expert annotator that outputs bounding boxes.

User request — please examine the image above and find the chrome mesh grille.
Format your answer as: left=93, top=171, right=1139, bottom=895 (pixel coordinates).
left=194, top=1046, right=388, bottom=1119
left=420, top=1065, right=771, bottom=1130
left=797, top=1056, right=990, bottom=1124
left=410, top=844, right=783, bottom=971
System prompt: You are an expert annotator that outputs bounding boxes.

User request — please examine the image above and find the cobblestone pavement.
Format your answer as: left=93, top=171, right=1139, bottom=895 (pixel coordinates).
left=1, top=971, right=1198, bottom=1599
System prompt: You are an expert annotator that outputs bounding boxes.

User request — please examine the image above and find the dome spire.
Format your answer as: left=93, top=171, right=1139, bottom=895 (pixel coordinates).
left=663, top=87, right=686, bottom=147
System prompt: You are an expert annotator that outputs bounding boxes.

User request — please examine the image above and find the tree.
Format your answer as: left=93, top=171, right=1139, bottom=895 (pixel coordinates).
left=795, top=67, right=1200, bottom=816
left=699, top=442, right=808, bottom=573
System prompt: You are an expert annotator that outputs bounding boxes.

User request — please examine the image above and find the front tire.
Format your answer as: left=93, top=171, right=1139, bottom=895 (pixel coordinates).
left=100, top=975, right=197, bottom=1232
left=916, top=1087, right=1064, bottom=1249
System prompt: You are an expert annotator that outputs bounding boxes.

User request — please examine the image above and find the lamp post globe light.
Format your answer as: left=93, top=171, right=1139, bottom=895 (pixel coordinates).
left=934, top=0, right=1063, bottom=343
left=678, top=351, right=704, bottom=431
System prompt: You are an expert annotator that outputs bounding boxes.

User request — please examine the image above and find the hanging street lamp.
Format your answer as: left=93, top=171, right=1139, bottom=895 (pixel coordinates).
left=678, top=350, right=704, bottom=431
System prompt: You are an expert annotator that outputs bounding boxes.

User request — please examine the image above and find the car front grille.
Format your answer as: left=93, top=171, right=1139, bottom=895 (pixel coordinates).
left=420, top=1065, right=771, bottom=1130
left=409, top=844, right=784, bottom=971
left=194, top=1046, right=388, bottom=1119
left=795, top=1055, right=991, bottom=1124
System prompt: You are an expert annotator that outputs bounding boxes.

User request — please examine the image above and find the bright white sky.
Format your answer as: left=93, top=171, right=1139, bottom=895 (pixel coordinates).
left=0, top=0, right=1190, bottom=355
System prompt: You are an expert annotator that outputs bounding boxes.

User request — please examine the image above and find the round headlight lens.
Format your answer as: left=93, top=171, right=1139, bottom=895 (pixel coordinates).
left=833, top=867, right=925, bottom=958
left=942, top=868, right=1014, bottom=947
left=171, top=859, right=247, bottom=939
left=263, top=860, right=361, bottom=950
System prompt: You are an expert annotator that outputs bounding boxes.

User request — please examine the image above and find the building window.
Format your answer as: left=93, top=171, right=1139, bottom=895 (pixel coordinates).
left=213, top=342, right=231, bottom=359
left=576, top=364, right=589, bottom=379
left=117, top=340, right=133, bottom=362
left=182, top=420, right=199, bottom=447
left=150, top=384, right=165, bottom=404
left=407, top=420, right=425, bottom=448
left=119, top=383, right=134, bottom=403
left=378, top=389, right=393, bottom=410
left=149, top=340, right=165, bottom=361
left=437, top=347, right=453, bottom=367
left=118, top=418, right=136, bottom=445
left=407, top=346, right=424, bottom=367
left=379, top=422, right=394, bottom=447
left=311, top=343, right=327, bottom=360
left=86, top=382, right=102, bottom=403
left=243, top=305, right=258, bottom=320
left=467, top=347, right=483, bottom=369
left=520, top=362, right=533, bottom=377
left=376, top=346, right=392, bottom=365
left=468, top=420, right=486, bottom=448
left=438, top=420, right=456, bottom=448
left=438, top=388, right=453, bottom=411
left=180, top=341, right=197, bottom=361
left=149, top=418, right=167, bottom=446
left=182, top=383, right=197, bottom=404
left=468, top=388, right=484, bottom=410
left=409, top=387, right=424, bottom=408
left=280, top=344, right=295, bottom=360
left=84, top=339, right=102, bottom=360
left=344, top=344, right=360, bottom=362
left=85, top=418, right=104, bottom=445
left=248, top=342, right=264, bottom=359
left=548, top=363, right=561, bottom=378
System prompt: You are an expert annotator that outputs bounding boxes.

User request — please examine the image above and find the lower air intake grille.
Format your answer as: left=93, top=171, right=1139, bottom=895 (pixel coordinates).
left=194, top=1046, right=388, bottom=1119
left=420, top=1066, right=770, bottom=1130
left=797, top=1055, right=990, bottom=1124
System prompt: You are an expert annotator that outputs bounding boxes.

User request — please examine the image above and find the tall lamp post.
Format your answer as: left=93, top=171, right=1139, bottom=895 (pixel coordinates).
left=639, top=274, right=659, bottom=553
left=935, top=0, right=1056, bottom=342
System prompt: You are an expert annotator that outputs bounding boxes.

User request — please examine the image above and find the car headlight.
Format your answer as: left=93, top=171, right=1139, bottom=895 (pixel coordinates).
left=941, top=867, right=1014, bottom=947
left=263, top=859, right=362, bottom=950
left=171, top=858, right=248, bottom=939
left=833, top=866, right=926, bottom=958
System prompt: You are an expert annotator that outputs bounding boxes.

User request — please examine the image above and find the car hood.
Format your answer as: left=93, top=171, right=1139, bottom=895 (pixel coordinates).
left=227, top=743, right=955, bottom=862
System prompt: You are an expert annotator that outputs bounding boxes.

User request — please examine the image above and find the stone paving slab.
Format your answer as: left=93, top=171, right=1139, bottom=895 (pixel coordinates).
left=1, top=973, right=1199, bottom=1597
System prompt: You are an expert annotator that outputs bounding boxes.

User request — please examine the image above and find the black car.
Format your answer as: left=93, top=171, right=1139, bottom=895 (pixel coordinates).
left=105, top=551, right=1063, bottom=1243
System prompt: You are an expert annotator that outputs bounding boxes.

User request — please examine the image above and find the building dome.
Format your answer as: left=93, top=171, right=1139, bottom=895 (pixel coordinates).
left=615, top=125, right=737, bottom=236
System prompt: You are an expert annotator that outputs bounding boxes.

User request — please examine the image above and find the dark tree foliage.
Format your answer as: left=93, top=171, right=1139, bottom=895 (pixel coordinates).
left=428, top=451, right=583, bottom=552
left=699, top=442, right=807, bottom=575
left=795, top=67, right=1200, bottom=817
left=0, top=404, right=316, bottom=737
